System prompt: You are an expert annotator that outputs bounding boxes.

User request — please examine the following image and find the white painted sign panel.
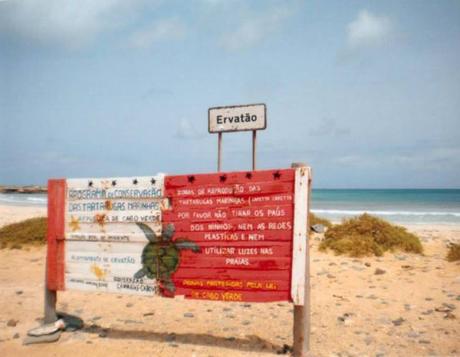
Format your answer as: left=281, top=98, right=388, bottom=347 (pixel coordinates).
left=208, top=103, right=266, bottom=133
left=64, top=175, right=164, bottom=296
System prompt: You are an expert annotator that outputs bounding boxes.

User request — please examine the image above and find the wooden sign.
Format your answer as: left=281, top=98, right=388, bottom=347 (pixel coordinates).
left=47, top=167, right=309, bottom=304
left=208, top=103, right=266, bottom=133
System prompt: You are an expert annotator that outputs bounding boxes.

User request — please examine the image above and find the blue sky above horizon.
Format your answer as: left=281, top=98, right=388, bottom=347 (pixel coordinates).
left=1, top=0, right=459, bottom=188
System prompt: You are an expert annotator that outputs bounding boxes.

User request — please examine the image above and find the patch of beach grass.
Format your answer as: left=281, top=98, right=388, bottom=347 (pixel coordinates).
left=447, top=243, right=460, bottom=262
left=309, top=213, right=332, bottom=230
left=319, top=213, right=423, bottom=257
left=0, top=217, right=47, bottom=249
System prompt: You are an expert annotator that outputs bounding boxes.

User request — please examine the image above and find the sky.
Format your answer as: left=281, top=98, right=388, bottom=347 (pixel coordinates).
left=0, top=0, right=459, bottom=188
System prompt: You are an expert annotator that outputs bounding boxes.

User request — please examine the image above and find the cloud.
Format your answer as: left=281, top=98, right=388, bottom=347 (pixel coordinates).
left=175, top=118, right=203, bottom=139
left=333, top=145, right=460, bottom=173
left=0, top=0, right=154, bottom=48
left=309, top=118, right=350, bottom=137
left=219, top=5, right=291, bottom=51
left=347, top=10, right=392, bottom=49
left=129, top=18, right=186, bottom=48
left=198, top=0, right=232, bottom=5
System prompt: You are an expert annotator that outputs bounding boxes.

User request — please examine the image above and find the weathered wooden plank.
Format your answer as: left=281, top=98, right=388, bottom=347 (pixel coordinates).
left=65, top=268, right=290, bottom=292
left=65, top=211, right=161, bottom=225
left=172, top=268, right=290, bottom=280
left=65, top=272, right=155, bottom=285
left=67, top=198, right=166, bottom=213
left=165, top=182, right=293, bottom=198
left=47, top=179, right=66, bottom=291
left=67, top=187, right=164, bottom=200
left=67, top=175, right=164, bottom=190
left=176, top=288, right=290, bottom=302
left=165, top=169, right=295, bottom=187
left=65, top=275, right=158, bottom=296
left=170, top=230, right=293, bottom=242
left=163, top=204, right=293, bottom=222
left=64, top=222, right=162, bottom=238
left=189, top=241, right=292, bottom=257
left=171, top=218, right=293, bottom=233
left=65, top=241, right=147, bottom=271
left=65, top=261, right=144, bottom=278
left=169, top=193, right=293, bottom=209
left=176, top=255, right=291, bottom=270
left=174, top=278, right=289, bottom=291
left=66, top=250, right=143, bottom=266
left=66, top=240, right=147, bottom=254
left=290, top=166, right=310, bottom=306
left=65, top=232, right=151, bottom=243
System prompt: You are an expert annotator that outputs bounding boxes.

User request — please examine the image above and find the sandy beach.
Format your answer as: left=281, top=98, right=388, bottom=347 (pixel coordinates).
left=0, top=204, right=459, bottom=357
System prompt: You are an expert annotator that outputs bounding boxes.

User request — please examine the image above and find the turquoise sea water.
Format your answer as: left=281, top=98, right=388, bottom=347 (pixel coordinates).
left=1, top=189, right=459, bottom=225
left=312, top=189, right=460, bottom=224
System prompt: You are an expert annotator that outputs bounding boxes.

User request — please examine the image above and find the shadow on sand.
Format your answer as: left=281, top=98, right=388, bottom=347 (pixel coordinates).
left=82, top=323, right=290, bottom=354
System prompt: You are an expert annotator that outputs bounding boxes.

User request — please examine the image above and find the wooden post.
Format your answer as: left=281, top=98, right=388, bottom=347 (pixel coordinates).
left=291, top=162, right=312, bottom=357
left=252, top=130, right=257, bottom=171
left=44, top=265, right=58, bottom=324
left=217, top=132, right=222, bottom=172
left=44, top=178, right=65, bottom=324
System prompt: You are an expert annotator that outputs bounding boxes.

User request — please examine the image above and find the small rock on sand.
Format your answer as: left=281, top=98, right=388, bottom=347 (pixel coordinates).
left=7, top=319, right=18, bottom=327
left=375, top=268, right=386, bottom=275
left=311, top=224, right=325, bottom=233
left=23, top=330, right=61, bottom=345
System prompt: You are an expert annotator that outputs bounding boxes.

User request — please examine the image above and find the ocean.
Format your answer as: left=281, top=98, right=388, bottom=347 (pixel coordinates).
left=1, top=189, right=459, bottom=225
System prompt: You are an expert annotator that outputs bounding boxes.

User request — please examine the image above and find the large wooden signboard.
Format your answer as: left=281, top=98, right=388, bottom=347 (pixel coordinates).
left=47, top=167, right=309, bottom=304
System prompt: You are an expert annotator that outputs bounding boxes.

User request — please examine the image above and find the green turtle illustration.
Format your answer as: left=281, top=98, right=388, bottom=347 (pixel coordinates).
left=134, top=222, right=200, bottom=293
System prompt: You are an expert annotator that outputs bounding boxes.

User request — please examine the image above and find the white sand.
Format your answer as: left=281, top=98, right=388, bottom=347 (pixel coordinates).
left=0, top=204, right=46, bottom=226
left=0, top=204, right=459, bottom=356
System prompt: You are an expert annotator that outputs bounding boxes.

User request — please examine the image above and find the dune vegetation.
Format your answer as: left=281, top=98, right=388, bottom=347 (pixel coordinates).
left=0, top=217, right=47, bottom=249
left=309, top=213, right=332, bottom=230
left=319, top=214, right=423, bottom=257
left=446, top=243, right=460, bottom=262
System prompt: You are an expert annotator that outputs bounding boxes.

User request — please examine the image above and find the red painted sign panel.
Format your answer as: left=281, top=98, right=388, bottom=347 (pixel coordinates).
left=163, top=169, right=295, bottom=302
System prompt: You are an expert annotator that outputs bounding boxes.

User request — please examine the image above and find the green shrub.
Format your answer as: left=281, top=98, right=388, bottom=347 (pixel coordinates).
left=0, top=217, right=47, bottom=249
left=309, top=213, right=332, bottom=231
left=319, top=214, right=423, bottom=257
left=447, top=243, right=460, bottom=262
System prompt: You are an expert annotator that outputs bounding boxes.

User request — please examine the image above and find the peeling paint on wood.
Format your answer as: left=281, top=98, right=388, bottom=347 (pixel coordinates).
left=48, top=168, right=310, bottom=303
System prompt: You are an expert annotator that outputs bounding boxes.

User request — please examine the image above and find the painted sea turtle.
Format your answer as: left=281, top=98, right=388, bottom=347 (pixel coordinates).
left=134, top=222, right=200, bottom=293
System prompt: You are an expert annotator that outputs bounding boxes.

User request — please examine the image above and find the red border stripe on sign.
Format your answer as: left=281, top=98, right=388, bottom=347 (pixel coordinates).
left=47, top=179, right=66, bottom=291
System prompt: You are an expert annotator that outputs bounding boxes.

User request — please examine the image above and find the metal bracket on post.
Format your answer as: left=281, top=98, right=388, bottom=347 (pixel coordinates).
left=252, top=130, right=257, bottom=171
left=291, top=162, right=312, bottom=357
left=217, top=132, right=222, bottom=172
